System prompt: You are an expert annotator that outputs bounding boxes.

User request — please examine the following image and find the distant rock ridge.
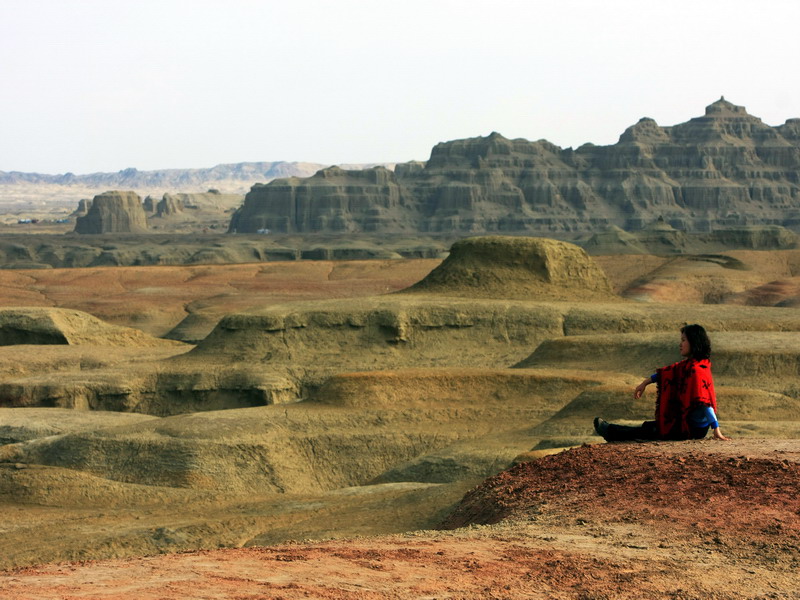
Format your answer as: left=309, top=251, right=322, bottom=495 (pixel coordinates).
left=230, top=98, right=800, bottom=235
left=74, top=191, right=148, bottom=234
left=0, top=161, right=390, bottom=188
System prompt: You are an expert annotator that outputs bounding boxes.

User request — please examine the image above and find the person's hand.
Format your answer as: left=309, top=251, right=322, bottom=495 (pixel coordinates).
left=712, top=427, right=730, bottom=441
left=633, top=379, right=649, bottom=399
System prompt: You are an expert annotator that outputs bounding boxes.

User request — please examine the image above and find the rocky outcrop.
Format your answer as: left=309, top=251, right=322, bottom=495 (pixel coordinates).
left=0, top=234, right=448, bottom=269
left=70, top=198, right=92, bottom=218
left=584, top=220, right=799, bottom=255
left=229, top=99, right=800, bottom=235
left=403, top=236, right=615, bottom=300
left=228, top=166, right=409, bottom=233
left=74, top=191, right=148, bottom=234
left=0, top=308, right=183, bottom=347
left=156, top=193, right=184, bottom=216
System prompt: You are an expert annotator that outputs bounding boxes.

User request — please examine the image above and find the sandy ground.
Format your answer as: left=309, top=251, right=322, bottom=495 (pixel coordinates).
left=2, top=439, right=798, bottom=600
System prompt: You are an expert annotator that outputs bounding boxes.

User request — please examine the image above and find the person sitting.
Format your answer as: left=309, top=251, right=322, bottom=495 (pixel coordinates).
left=594, top=324, right=730, bottom=442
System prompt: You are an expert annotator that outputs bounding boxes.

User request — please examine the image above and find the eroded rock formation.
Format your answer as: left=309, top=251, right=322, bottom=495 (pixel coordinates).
left=74, top=191, right=148, bottom=234
left=70, top=198, right=91, bottom=218
left=156, top=193, right=185, bottom=216
left=584, top=220, right=799, bottom=255
left=229, top=99, right=800, bottom=235
left=229, top=166, right=408, bottom=233
left=0, top=307, right=184, bottom=347
left=403, top=236, right=614, bottom=300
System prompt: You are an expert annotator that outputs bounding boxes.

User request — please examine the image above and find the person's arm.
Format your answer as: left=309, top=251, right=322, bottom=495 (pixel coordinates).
left=634, top=373, right=657, bottom=399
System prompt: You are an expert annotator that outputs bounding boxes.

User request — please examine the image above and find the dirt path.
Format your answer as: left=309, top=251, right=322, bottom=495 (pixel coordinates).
left=2, top=439, right=798, bottom=599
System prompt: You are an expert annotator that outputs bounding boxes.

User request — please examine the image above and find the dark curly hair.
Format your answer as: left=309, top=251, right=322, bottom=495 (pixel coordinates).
left=681, top=324, right=711, bottom=360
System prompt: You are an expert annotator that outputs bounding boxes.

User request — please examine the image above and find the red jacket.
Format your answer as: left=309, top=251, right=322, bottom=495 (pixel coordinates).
left=655, top=358, right=717, bottom=440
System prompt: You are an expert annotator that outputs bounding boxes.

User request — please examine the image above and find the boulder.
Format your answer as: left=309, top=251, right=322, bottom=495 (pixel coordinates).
left=74, top=191, right=148, bottom=234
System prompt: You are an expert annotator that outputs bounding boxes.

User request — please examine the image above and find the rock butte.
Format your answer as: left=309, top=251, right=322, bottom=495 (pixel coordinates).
left=74, top=190, right=149, bottom=234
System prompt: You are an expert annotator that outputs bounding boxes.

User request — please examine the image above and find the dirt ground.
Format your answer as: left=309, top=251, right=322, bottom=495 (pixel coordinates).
left=2, top=439, right=797, bottom=600
left=0, top=259, right=441, bottom=339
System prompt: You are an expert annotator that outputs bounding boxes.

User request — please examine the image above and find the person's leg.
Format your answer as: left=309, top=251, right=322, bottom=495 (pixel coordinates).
left=690, top=425, right=710, bottom=439
left=595, top=418, right=659, bottom=442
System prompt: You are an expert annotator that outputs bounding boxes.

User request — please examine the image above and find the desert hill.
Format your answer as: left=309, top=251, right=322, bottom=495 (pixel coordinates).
left=230, top=98, right=800, bottom=235
left=403, top=236, right=615, bottom=300
left=0, top=307, right=185, bottom=348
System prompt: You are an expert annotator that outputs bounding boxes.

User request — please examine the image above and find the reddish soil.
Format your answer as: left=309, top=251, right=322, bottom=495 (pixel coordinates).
left=2, top=440, right=798, bottom=599
left=443, top=442, right=800, bottom=537
left=0, top=260, right=441, bottom=337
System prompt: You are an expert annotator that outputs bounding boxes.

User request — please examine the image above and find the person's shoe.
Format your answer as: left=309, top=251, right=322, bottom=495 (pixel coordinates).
left=593, top=417, right=610, bottom=439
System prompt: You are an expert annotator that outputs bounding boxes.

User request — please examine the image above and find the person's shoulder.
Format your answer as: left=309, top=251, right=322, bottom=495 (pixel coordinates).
left=691, top=358, right=712, bottom=372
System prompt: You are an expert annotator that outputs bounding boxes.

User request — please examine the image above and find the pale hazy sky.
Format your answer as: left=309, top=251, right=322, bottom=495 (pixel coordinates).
left=2, top=0, right=799, bottom=174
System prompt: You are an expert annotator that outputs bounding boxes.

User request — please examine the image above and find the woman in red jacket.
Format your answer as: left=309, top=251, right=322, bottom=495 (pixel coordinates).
left=594, top=324, right=730, bottom=442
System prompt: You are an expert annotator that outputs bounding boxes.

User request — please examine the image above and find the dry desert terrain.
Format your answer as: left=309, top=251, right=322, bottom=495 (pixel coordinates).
left=1, top=236, right=799, bottom=599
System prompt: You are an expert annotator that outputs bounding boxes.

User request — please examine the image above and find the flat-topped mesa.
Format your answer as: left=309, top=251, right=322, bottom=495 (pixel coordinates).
left=402, top=236, right=615, bottom=300
left=227, top=99, right=800, bottom=235
left=74, top=191, right=148, bottom=234
left=228, top=166, right=407, bottom=233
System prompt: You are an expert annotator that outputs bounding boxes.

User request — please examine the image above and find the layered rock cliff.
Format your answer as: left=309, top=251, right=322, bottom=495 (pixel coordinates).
left=74, top=191, right=148, bottom=234
left=228, top=166, right=409, bottom=233
left=229, top=99, right=800, bottom=235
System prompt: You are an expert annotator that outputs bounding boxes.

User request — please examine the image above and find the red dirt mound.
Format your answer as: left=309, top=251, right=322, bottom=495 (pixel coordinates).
left=441, top=442, right=800, bottom=541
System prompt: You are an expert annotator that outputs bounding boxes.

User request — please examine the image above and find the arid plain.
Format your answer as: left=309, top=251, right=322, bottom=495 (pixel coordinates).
left=1, top=235, right=799, bottom=599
